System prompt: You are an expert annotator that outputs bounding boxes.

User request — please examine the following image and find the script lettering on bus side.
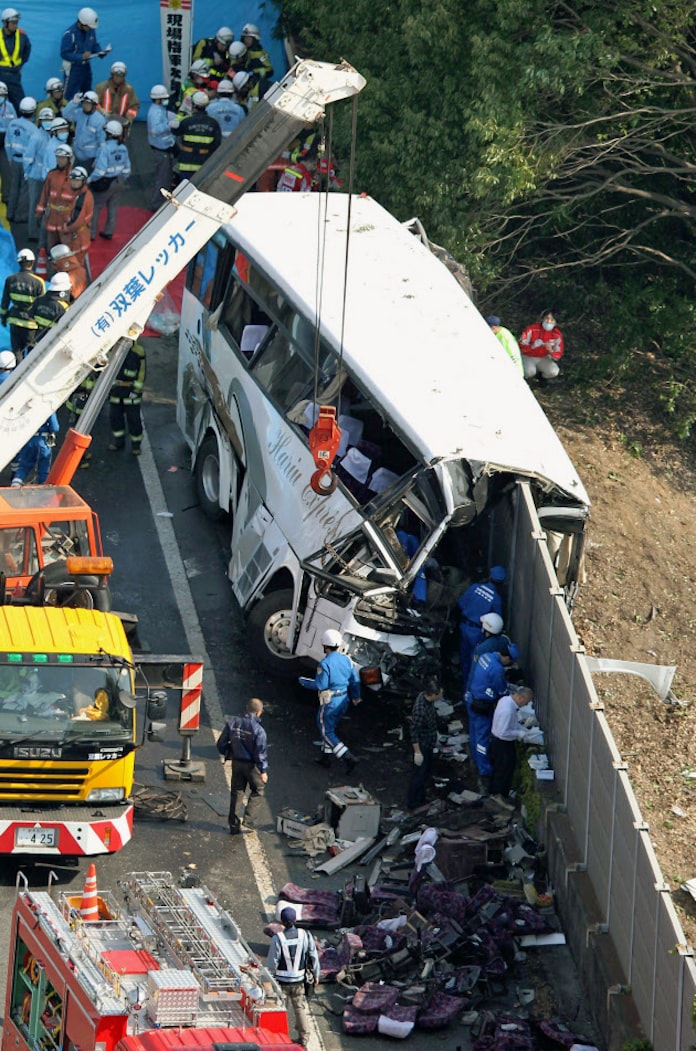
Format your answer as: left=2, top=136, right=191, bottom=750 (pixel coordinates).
left=268, top=432, right=303, bottom=487
left=300, top=484, right=355, bottom=547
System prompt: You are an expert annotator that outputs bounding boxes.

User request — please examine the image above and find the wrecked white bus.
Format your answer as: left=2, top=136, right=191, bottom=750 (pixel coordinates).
left=177, top=192, right=589, bottom=692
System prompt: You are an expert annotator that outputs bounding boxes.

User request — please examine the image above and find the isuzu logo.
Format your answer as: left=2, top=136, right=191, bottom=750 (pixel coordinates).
left=13, top=746, right=62, bottom=759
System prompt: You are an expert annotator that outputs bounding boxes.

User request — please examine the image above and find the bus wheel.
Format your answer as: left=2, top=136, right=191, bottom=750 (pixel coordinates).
left=195, top=435, right=226, bottom=521
left=247, top=589, right=304, bottom=677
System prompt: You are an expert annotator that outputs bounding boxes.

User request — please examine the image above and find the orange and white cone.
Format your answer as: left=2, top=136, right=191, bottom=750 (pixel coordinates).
left=80, top=863, right=99, bottom=922
left=35, top=247, right=48, bottom=278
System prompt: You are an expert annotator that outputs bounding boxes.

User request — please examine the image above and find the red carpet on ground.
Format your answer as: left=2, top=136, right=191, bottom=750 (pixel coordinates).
left=87, top=206, right=186, bottom=337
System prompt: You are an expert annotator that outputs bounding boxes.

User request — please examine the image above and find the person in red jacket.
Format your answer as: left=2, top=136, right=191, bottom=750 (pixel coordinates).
left=519, top=309, right=564, bottom=381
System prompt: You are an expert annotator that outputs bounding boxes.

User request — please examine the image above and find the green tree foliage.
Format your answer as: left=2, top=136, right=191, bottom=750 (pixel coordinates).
left=280, top=0, right=696, bottom=434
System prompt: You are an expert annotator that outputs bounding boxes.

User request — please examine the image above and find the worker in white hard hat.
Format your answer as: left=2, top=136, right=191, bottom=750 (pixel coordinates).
left=4, top=95, right=37, bottom=223
left=298, top=627, right=362, bottom=773
left=34, top=77, right=67, bottom=124
left=0, top=347, right=15, bottom=382
left=87, top=118, right=130, bottom=239
left=147, top=83, right=176, bottom=209
left=26, top=270, right=71, bottom=353
left=49, top=237, right=87, bottom=299
left=61, top=8, right=108, bottom=99
left=0, top=9, right=30, bottom=111
left=63, top=88, right=105, bottom=166
left=173, top=90, right=221, bottom=181
left=192, top=26, right=234, bottom=87
left=240, top=22, right=273, bottom=82
left=176, top=58, right=211, bottom=120
left=35, top=143, right=74, bottom=249
left=0, top=247, right=42, bottom=357
left=95, top=60, right=139, bottom=137
left=207, top=79, right=246, bottom=138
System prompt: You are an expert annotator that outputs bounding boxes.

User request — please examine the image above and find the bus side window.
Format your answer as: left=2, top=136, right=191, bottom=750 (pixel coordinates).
left=252, top=329, right=313, bottom=408
left=187, top=237, right=231, bottom=310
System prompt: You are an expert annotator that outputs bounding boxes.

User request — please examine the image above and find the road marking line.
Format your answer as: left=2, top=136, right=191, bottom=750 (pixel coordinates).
left=139, top=429, right=325, bottom=1051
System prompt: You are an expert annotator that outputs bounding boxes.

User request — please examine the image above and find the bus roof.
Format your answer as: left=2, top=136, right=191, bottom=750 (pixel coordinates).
left=227, top=193, right=589, bottom=506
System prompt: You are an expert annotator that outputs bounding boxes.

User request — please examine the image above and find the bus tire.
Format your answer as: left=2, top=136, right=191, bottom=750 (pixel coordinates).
left=247, top=589, right=304, bottom=677
left=195, top=435, right=226, bottom=521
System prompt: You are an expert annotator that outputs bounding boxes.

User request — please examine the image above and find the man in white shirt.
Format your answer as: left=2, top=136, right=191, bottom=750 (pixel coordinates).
left=489, top=685, right=534, bottom=809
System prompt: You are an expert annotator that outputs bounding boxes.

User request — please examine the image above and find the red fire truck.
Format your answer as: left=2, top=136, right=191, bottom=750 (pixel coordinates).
left=3, top=869, right=301, bottom=1051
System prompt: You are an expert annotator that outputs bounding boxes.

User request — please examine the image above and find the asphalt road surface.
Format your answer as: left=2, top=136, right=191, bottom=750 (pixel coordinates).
left=0, top=127, right=599, bottom=1049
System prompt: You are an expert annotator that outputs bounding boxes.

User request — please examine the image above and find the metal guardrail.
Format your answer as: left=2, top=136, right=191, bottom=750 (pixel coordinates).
left=501, top=482, right=696, bottom=1050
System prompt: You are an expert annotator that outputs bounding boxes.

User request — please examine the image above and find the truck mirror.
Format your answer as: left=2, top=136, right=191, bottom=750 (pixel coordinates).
left=146, top=689, right=168, bottom=721
left=119, top=689, right=137, bottom=709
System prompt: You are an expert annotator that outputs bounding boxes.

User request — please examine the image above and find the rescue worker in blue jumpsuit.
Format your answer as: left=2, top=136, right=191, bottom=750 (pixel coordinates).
left=465, top=612, right=513, bottom=691
left=457, top=565, right=506, bottom=684
left=299, top=628, right=361, bottom=773
left=466, top=642, right=519, bottom=790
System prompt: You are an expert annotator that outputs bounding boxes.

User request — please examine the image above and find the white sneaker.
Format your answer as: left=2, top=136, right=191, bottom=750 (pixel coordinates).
left=10, top=479, right=22, bottom=487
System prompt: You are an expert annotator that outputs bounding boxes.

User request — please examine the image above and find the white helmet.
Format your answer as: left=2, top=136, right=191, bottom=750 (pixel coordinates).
left=82, top=89, right=98, bottom=104
left=480, top=612, right=504, bottom=635
left=191, top=90, right=208, bottom=108
left=228, top=41, right=247, bottom=61
left=48, top=273, right=72, bottom=292
left=232, top=71, right=250, bottom=92
left=0, top=350, right=16, bottom=369
left=77, top=6, right=98, bottom=28
left=46, top=77, right=63, bottom=93
left=1, top=9, right=19, bottom=23
left=189, top=58, right=210, bottom=77
left=70, top=165, right=88, bottom=179
left=105, top=119, right=123, bottom=137
left=19, top=96, right=36, bottom=114
left=54, top=144, right=74, bottom=158
left=150, top=83, right=169, bottom=101
left=110, top=60, right=127, bottom=75
left=321, top=629, right=343, bottom=649
left=38, top=107, right=54, bottom=121
left=241, top=22, right=259, bottom=39
left=50, top=116, right=69, bottom=131
left=0, top=81, right=7, bottom=96
left=50, top=243, right=71, bottom=260
left=215, top=26, right=233, bottom=45
left=216, top=79, right=234, bottom=95
left=17, top=247, right=34, bottom=263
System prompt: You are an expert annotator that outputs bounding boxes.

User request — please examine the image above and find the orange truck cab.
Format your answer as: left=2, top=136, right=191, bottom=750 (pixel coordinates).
left=0, top=484, right=108, bottom=608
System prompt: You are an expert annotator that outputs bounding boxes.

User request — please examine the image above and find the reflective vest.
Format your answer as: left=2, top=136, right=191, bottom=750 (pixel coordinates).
left=275, top=929, right=307, bottom=983
left=0, top=29, right=21, bottom=68
left=30, top=292, right=69, bottom=331
left=99, top=82, right=139, bottom=121
left=1, top=270, right=44, bottom=328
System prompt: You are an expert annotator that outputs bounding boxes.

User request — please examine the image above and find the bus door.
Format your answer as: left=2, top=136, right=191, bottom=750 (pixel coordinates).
left=229, top=501, right=287, bottom=608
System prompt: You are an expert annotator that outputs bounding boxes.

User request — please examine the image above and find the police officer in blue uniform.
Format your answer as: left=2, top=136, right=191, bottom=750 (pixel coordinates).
left=216, top=697, right=268, bottom=834
left=299, top=629, right=361, bottom=772
left=466, top=642, right=519, bottom=790
left=457, top=565, right=506, bottom=684
left=87, top=119, right=130, bottom=239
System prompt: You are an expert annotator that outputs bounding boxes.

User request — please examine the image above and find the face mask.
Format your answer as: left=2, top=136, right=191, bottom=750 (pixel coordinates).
left=56, top=132, right=69, bottom=142
left=542, top=321, right=555, bottom=331
left=41, top=120, right=52, bottom=129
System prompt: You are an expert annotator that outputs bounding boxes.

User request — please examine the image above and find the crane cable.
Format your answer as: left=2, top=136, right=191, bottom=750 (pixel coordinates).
left=308, top=98, right=360, bottom=495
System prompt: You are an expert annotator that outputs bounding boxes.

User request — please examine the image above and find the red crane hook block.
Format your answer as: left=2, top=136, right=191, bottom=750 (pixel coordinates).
left=308, top=405, right=342, bottom=495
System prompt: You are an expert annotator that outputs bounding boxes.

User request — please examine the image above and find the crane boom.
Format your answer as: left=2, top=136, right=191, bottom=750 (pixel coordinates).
left=0, top=59, right=365, bottom=470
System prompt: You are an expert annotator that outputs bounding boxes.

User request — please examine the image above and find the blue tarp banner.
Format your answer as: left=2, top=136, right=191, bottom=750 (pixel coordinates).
left=6, top=1, right=285, bottom=118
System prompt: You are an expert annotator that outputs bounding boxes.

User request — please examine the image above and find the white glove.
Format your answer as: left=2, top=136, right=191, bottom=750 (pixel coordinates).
left=413, top=751, right=424, bottom=767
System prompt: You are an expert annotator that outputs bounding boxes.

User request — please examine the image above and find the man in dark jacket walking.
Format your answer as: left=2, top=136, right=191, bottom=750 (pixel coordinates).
left=173, top=90, right=221, bottom=180
left=217, top=697, right=268, bottom=834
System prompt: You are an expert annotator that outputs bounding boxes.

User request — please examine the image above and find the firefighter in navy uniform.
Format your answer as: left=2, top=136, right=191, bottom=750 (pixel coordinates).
left=108, top=341, right=145, bottom=455
left=173, top=91, right=221, bottom=181
left=0, top=247, right=44, bottom=357
left=27, top=271, right=70, bottom=346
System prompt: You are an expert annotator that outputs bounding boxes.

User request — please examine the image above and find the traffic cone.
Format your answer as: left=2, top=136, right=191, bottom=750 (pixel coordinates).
left=35, top=247, right=47, bottom=278
left=80, top=863, right=99, bottom=922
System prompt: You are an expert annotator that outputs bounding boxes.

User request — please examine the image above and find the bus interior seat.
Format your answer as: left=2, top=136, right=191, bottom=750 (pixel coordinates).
left=336, top=440, right=382, bottom=503
left=337, top=415, right=364, bottom=458
left=240, top=324, right=270, bottom=360
left=367, top=466, right=399, bottom=495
